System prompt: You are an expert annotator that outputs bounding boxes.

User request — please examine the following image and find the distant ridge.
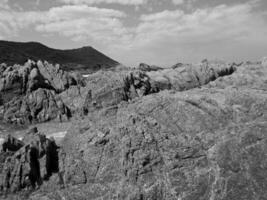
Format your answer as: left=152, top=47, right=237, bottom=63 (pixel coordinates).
left=0, top=40, right=119, bottom=74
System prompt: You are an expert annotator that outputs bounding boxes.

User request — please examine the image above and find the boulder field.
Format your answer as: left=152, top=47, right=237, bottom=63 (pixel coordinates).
left=1, top=61, right=267, bottom=200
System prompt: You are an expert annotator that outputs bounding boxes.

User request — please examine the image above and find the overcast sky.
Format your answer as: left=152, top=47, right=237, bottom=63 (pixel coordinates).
left=0, top=0, right=267, bottom=66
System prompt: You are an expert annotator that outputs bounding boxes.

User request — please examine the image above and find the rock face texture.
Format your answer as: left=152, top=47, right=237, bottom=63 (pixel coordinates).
left=0, top=128, right=60, bottom=195
left=137, top=63, right=164, bottom=72
left=80, top=61, right=236, bottom=114
left=0, top=60, right=81, bottom=100
left=0, top=59, right=236, bottom=125
left=1, top=61, right=267, bottom=200
left=0, top=60, right=82, bottom=124
left=3, top=88, right=71, bottom=124
left=12, top=62, right=265, bottom=200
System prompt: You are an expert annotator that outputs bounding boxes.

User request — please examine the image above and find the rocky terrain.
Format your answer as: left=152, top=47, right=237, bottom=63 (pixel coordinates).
left=0, top=59, right=84, bottom=125
left=0, top=41, right=119, bottom=74
left=1, top=57, right=267, bottom=200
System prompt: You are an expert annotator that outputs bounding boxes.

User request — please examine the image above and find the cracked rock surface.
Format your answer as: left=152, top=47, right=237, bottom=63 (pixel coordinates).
left=22, top=63, right=267, bottom=200
left=1, top=62, right=267, bottom=200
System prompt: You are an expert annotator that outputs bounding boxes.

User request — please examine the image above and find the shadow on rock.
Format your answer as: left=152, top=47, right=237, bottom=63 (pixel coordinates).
left=0, top=127, right=62, bottom=197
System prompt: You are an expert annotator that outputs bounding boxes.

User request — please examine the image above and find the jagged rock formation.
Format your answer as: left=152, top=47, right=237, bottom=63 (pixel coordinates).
left=0, top=60, right=81, bottom=99
left=3, top=88, right=71, bottom=124
left=1, top=60, right=267, bottom=200
left=0, top=59, right=236, bottom=124
left=23, top=62, right=267, bottom=200
left=80, top=61, right=236, bottom=114
left=0, top=60, right=82, bottom=124
left=0, top=128, right=60, bottom=194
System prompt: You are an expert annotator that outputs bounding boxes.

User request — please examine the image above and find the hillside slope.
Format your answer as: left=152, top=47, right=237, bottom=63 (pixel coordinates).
left=0, top=40, right=119, bottom=74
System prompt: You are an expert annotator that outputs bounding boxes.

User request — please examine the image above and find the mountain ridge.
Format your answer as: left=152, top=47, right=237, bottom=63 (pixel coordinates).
left=0, top=40, right=119, bottom=74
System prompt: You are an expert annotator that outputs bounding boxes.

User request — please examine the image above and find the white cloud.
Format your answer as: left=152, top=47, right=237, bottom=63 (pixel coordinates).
left=60, top=0, right=146, bottom=5
left=0, top=0, right=9, bottom=9
left=0, top=0, right=267, bottom=66
left=108, top=1, right=267, bottom=65
left=172, top=0, right=184, bottom=5
left=0, top=4, right=127, bottom=42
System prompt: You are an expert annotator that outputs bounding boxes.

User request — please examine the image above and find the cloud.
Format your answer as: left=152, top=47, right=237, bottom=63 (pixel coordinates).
left=172, top=0, right=184, bottom=5
left=108, top=1, right=267, bottom=65
left=0, top=0, right=267, bottom=66
left=0, top=0, right=9, bottom=9
left=0, top=4, right=127, bottom=42
left=59, top=0, right=146, bottom=6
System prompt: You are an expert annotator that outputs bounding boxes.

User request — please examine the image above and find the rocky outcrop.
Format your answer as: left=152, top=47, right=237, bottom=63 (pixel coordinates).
left=137, top=63, right=164, bottom=72
left=0, top=60, right=82, bottom=100
left=80, top=61, right=236, bottom=115
left=0, top=60, right=83, bottom=124
left=25, top=62, right=267, bottom=200
left=3, top=61, right=267, bottom=200
left=0, top=127, right=60, bottom=194
left=3, top=88, right=71, bottom=124
left=1, top=135, right=24, bottom=152
left=36, top=60, right=84, bottom=93
left=0, top=59, right=236, bottom=124
left=147, top=61, right=236, bottom=91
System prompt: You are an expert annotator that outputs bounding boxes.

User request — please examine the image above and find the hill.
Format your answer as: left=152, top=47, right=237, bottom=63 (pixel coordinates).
left=0, top=40, right=119, bottom=74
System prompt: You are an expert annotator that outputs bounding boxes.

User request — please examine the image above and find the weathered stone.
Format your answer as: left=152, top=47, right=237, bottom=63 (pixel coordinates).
left=3, top=88, right=71, bottom=124
left=29, top=63, right=267, bottom=200
left=0, top=60, right=83, bottom=105
left=137, top=63, right=163, bottom=72
left=0, top=127, right=61, bottom=194
left=1, top=135, right=24, bottom=152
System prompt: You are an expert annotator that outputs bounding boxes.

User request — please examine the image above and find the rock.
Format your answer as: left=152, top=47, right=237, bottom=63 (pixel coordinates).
left=0, top=59, right=237, bottom=124
left=0, top=127, right=61, bottom=194
left=171, top=62, right=184, bottom=69
left=147, top=61, right=236, bottom=92
left=59, top=85, right=87, bottom=114
left=81, top=71, right=128, bottom=114
left=3, top=88, right=71, bottom=124
left=0, top=60, right=83, bottom=104
left=36, top=60, right=84, bottom=92
left=1, top=135, right=24, bottom=152
left=137, top=63, right=163, bottom=72
left=26, top=62, right=267, bottom=200
left=68, top=61, right=238, bottom=116
left=0, top=60, right=84, bottom=124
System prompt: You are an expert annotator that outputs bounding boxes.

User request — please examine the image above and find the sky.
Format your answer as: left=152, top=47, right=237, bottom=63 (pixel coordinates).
left=0, top=0, right=267, bottom=66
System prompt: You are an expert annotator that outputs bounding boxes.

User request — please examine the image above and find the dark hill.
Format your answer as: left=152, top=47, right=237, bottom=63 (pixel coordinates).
left=0, top=40, right=119, bottom=74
